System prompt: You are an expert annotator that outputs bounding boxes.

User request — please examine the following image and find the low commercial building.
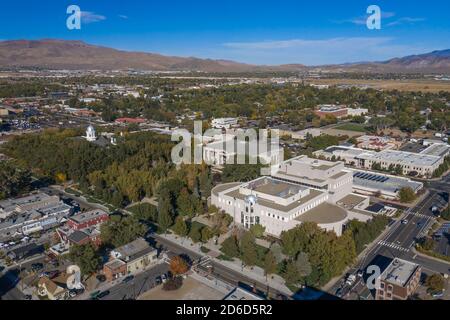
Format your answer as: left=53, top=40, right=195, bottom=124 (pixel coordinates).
left=211, top=118, right=238, bottom=129
left=350, top=169, right=423, bottom=200
left=103, top=259, right=127, bottom=282
left=106, top=238, right=158, bottom=279
left=346, top=108, right=369, bottom=117
left=67, top=209, right=109, bottom=231
left=376, top=258, right=421, bottom=300
left=315, top=143, right=450, bottom=178
left=0, top=200, right=73, bottom=241
left=0, top=192, right=61, bottom=220
left=7, top=243, right=45, bottom=261
left=356, top=135, right=401, bottom=151
left=314, top=105, right=348, bottom=119
left=55, top=209, right=109, bottom=251
left=291, top=128, right=322, bottom=140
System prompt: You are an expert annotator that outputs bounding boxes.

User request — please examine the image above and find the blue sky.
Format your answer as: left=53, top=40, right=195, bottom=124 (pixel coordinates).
left=1, top=0, right=450, bottom=65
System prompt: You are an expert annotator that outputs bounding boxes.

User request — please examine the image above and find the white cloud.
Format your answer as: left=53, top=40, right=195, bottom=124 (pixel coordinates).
left=221, top=37, right=430, bottom=65
left=81, top=11, right=106, bottom=24
left=118, top=15, right=128, bottom=19
left=386, top=17, right=426, bottom=27
left=335, top=12, right=396, bottom=25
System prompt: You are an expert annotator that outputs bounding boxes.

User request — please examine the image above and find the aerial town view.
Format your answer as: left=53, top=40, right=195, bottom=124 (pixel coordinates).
left=1, top=0, right=450, bottom=311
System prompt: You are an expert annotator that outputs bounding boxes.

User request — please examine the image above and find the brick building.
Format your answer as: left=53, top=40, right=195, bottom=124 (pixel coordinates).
left=376, top=258, right=421, bottom=300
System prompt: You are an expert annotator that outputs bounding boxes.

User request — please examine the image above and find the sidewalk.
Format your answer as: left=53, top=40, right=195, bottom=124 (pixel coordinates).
left=159, top=233, right=293, bottom=296
left=75, top=259, right=166, bottom=300
left=321, top=214, right=402, bottom=292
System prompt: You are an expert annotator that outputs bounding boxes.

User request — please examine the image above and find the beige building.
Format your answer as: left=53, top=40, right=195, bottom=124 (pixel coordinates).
left=37, top=274, right=70, bottom=300
left=211, top=156, right=372, bottom=237
left=315, top=143, right=450, bottom=178
left=110, top=238, right=158, bottom=275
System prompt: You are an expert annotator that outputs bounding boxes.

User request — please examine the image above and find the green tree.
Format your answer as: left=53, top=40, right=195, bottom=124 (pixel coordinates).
left=68, top=243, right=101, bottom=276
left=240, top=232, right=258, bottom=267
left=188, top=225, right=202, bottom=243
left=425, top=274, right=445, bottom=293
left=249, top=224, right=266, bottom=238
left=177, top=188, right=195, bottom=217
left=263, top=250, right=277, bottom=280
left=172, top=216, right=188, bottom=237
left=201, top=226, right=213, bottom=243
left=0, top=162, right=31, bottom=200
left=158, top=206, right=174, bottom=232
left=399, top=187, right=416, bottom=203
left=221, top=235, right=240, bottom=258
left=100, top=216, right=146, bottom=247
left=295, top=252, right=312, bottom=278
left=283, top=260, right=302, bottom=286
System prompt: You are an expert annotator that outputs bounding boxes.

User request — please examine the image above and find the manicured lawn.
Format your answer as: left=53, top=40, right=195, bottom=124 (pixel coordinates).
left=334, top=123, right=367, bottom=132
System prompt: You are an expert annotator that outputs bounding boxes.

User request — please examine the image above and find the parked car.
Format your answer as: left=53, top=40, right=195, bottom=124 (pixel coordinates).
left=122, top=275, right=134, bottom=283
left=31, top=263, right=44, bottom=272
left=90, top=290, right=101, bottom=300
left=161, top=274, right=168, bottom=283
left=97, top=290, right=110, bottom=299
left=335, top=288, right=343, bottom=298
left=357, top=270, right=364, bottom=278
left=155, top=276, right=162, bottom=285
left=401, top=219, right=408, bottom=224
left=432, top=291, right=444, bottom=298
left=24, top=295, right=33, bottom=300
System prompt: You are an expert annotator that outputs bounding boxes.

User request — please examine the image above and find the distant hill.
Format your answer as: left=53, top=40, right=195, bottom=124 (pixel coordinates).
left=321, top=49, right=450, bottom=73
left=0, top=39, right=448, bottom=73
left=0, top=39, right=261, bottom=72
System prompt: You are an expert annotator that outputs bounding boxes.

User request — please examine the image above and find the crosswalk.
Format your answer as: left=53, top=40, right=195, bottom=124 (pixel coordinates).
left=193, top=256, right=213, bottom=269
left=162, top=255, right=213, bottom=269
left=407, top=212, right=431, bottom=219
left=377, top=240, right=410, bottom=252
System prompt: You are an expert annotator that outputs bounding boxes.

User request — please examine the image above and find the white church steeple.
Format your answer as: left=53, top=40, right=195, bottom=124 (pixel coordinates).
left=86, top=125, right=96, bottom=142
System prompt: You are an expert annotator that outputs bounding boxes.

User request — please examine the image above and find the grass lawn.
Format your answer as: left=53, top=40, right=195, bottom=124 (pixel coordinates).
left=334, top=123, right=367, bottom=132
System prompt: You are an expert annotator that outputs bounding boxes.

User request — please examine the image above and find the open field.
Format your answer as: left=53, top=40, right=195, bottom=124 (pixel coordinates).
left=137, top=276, right=225, bottom=300
left=334, top=123, right=367, bottom=132
left=306, top=79, right=450, bottom=93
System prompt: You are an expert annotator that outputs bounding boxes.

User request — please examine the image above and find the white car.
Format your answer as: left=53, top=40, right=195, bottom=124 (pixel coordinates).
left=161, top=274, right=168, bottom=283
left=401, top=219, right=408, bottom=224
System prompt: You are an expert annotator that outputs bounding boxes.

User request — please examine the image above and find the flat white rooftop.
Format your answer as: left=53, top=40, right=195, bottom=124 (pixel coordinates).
left=358, top=149, right=442, bottom=167
left=380, top=258, right=419, bottom=287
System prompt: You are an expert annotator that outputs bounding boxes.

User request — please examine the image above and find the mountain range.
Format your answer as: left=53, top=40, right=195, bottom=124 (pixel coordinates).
left=0, top=39, right=449, bottom=73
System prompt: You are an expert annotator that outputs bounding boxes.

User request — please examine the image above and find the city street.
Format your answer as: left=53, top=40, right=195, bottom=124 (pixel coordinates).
left=98, top=263, right=169, bottom=300
left=329, top=187, right=450, bottom=299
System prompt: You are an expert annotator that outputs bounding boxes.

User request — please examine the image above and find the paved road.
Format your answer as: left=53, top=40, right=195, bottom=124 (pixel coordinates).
left=329, top=189, right=450, bottom=299
left=152, top=234, right=283, bottom=299
left=99, top=263, right=169, bottom=300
